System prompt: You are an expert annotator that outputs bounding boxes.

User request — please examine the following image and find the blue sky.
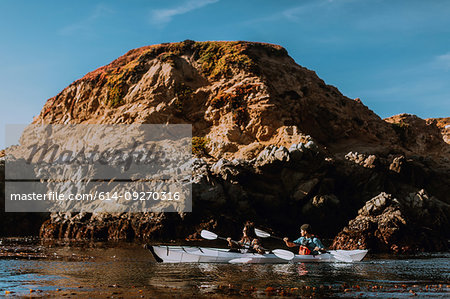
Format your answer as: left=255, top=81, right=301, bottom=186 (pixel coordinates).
left=1, top=0, right=449, bottom=148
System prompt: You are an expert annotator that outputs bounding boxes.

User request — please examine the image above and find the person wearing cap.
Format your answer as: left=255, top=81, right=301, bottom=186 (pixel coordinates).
left=283, top=224, right=325, bottom=255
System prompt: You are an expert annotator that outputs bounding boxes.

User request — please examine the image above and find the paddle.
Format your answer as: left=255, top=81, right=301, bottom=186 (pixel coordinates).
left=228, top=257, right=254, bottom=264
left=200, top=230, right=295, bottom=261
left=200, top=229, right=238, bottom=244
left=254, top=228, right=353, bottom=263
left=272, top=249, right=295, bottom=260
left=255, top=228, right=284, bottom=240
left=228, top=250, right=295, bottom=263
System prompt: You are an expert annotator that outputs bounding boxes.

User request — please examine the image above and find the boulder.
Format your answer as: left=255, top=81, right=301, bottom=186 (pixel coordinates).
left=331, top=191, right=450, bottom=253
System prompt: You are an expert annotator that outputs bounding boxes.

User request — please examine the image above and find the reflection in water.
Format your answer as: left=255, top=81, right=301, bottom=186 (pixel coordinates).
left=0, top=242, right=449, bottom=298
left=296, top=263, right=309, bottom=276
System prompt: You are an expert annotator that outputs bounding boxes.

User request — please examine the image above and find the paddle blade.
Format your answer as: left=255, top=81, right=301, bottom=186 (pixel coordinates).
left=200, top=230, right=218, bottom=240
left=254, top=228, right=271, bottom=238
left=329, top=251, right=353, bottom=263
left=272, top=249, right=295, bottom=261
left=229, top=257, right=254, bottom=264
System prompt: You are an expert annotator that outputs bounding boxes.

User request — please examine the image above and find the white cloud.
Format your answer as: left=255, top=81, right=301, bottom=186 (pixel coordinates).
left=281, top=0, right=356, bottom=21
left=59, top=4, right=113, bottom=36
left=243, top=0, right=356, bottom=26
left=150, top=0, right=219, bottom=26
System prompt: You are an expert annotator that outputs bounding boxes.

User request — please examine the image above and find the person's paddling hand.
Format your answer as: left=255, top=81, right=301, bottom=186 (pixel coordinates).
left=226, top=237, right=232, bottom=242
left=283, top=237, right=296, bottom=248
left=283, top=237, right=289, bottom=245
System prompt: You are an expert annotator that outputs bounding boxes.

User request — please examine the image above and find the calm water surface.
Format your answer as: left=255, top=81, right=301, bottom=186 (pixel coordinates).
left=0, top=240, right=449, bottom=297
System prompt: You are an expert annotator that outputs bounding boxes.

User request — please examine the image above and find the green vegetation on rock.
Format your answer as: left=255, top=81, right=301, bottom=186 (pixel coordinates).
left=195, top=42, right=255, bottom=78
left=104, top=61, right=140, bottom=108
left=93, top=41, right=286, bottom=108
left=210, top=83, right=256, bottom=126
left=174, top=83, right=193, bottom=114
left=192, top=136, right=209, bottom=156
left=107, top=83, right=126, bottom=107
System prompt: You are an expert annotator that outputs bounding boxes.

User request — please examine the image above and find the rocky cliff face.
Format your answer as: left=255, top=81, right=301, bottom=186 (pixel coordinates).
left=6, top=41, right=450, bottom=252
left=385, top=114, right=450, bottom=156
left=34, top=40, right=409, bottom=159
left=427, top=117, right=450, bottom=144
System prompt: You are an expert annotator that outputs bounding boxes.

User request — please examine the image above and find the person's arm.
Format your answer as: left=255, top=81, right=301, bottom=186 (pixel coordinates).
left=312, top=237, right=325, bottom=251
left=238, top=238, right=249, bottom=248
left=227, top=237, right=242, bottom=248
left=283, top=237, right=300, bottom=247
left=254, top=245, right=265, bottom=254
left=252, top=240, right=266, bottom=254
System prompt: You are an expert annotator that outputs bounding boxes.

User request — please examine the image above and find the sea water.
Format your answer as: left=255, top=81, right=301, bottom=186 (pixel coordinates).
left=0, top=240, right=449, bottom=297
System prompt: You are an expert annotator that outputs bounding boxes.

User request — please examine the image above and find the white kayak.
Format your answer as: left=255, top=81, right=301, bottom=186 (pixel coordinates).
left=150, top=245, right=368, bottom=264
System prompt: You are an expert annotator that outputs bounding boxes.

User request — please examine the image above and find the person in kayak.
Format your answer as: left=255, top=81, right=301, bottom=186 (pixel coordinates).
left=283, top=224, right=325, bottom=255
left=227, top=221, right=265, bottom=254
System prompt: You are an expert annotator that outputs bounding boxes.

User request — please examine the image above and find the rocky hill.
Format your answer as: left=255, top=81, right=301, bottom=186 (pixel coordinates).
left=33, top=41, right=406, bottom=158
left=4, top=41, right=450, bottom=253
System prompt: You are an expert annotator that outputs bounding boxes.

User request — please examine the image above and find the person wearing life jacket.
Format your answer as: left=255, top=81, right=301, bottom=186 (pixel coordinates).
left=227, top=221, right=265, bottom=254
left=283, top=224, right=325, bottom=255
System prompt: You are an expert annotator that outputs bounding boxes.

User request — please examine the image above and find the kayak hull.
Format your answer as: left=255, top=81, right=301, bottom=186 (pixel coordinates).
left=150, top=246, right=368, bottom=264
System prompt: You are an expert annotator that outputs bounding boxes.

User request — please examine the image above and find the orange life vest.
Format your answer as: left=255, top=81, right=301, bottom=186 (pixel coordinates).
left=298, top=245, right=311, bottom=255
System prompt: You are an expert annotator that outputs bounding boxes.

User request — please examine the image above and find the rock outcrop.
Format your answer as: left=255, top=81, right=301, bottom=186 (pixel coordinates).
left=0, top=159, right=49, bottom=236
left=3, top=41, right=449, bottom=252
left=331, top=191, right=450, bottom=253
left=384, top=114, right=450, bottom=158
left=427, top=117, right=450, bottom=144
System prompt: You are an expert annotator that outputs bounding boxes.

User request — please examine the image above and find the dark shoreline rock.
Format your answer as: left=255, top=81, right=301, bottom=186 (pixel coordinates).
left=0, top=160, right=49, bottom=237
left=37, top=144, right=450, bottom=253
left=331, top=191, right=450, bottom=253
